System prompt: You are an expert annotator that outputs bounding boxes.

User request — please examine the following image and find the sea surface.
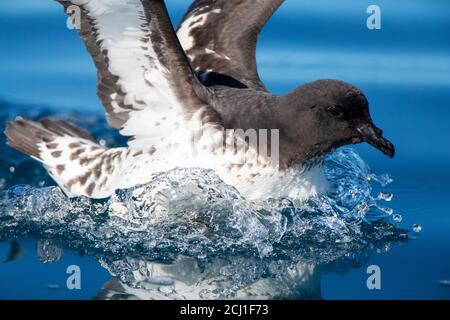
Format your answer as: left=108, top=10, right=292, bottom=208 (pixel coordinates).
left=0, top=0, right=449, bottom=300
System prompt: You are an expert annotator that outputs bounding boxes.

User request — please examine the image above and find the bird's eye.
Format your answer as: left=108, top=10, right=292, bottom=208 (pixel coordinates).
left=327, top=105, right=345, bottom=117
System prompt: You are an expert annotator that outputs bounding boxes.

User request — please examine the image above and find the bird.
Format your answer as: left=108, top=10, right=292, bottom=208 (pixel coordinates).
left=5, top=0, right=395, bottom=201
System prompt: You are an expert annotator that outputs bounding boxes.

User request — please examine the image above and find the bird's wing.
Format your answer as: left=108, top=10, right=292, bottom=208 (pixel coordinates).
left=177, top=0, right=284, bottom=91
left=56, top=0, right=222, bottom=149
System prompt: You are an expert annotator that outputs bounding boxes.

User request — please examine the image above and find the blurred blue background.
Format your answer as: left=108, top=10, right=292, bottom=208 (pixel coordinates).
left=1, top=0, right=450, bottom=299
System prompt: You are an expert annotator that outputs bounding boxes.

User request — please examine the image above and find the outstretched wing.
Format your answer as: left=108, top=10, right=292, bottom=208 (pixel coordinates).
left=56, top=0, right=221, bottom=148
left=177, top=0, right=284, bottom=91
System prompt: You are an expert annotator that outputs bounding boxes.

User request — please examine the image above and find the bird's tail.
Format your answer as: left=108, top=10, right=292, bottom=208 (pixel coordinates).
left=5, top=118, right=128, bottom=198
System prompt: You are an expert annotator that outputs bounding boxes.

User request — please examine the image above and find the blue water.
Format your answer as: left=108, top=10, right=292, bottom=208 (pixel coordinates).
left=1, top=0, right=450, bottom=300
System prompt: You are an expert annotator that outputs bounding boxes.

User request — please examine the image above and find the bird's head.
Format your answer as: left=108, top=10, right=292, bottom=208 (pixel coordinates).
left=279, top=79, right=395, bottom=166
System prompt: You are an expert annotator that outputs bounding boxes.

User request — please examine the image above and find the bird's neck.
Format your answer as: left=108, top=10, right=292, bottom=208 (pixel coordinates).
left=207, top=87, right=279, bottom=130
left=204, top=87, right=323, bottom=169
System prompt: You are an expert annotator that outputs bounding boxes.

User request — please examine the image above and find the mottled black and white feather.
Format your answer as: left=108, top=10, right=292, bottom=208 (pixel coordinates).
left=5, top=0, right=229, bottom=198
left=177, top=0, right=284, bottom=91
left=58, top=0, right=221, bottom=143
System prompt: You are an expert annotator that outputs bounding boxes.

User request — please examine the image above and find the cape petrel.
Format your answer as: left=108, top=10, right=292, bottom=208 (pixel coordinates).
left=5, top=0, right=395, bottom=200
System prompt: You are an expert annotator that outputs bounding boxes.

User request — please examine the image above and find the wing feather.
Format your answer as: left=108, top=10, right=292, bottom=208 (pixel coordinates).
left=177, top=0, right=284, bottom=91
left=56, top=0, right=222, bottom=147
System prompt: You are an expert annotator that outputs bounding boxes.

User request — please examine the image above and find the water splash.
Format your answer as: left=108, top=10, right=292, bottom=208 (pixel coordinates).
left=0, top=103, right=408, bottom=299
left=0, top=148, right=406, bottom=260
left=413, top=224, right=422, bottom=233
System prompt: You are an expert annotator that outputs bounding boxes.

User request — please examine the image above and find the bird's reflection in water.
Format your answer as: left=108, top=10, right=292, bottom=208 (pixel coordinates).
left=0, top=234, right=404, bottom=300
left=91, top=224, right=406, bottom=300
left=94, top=255, right=323, bottom=300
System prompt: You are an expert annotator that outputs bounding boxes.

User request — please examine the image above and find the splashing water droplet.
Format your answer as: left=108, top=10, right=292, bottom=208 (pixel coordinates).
left=378, top=192, right=393, bottom=202
left=393, top=214, right=403, bottom=222
left=369, top=173, right=393, bottom=187
left=413, top=224, right=422, bottom=233
left=379, top=206, right=393, bottom=215
left=99, top=139, right=107, bottom=147
left=9, top=166, right=15, bottom=173
left=0, top=146, right=407, bottom=278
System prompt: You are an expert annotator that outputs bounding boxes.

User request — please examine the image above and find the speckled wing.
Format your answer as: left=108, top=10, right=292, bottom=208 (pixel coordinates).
left=5, top=0, right=228, bottom=199
left=177, top=0, right=284, bottom=91
left=56, top=0, right=221, bottom=148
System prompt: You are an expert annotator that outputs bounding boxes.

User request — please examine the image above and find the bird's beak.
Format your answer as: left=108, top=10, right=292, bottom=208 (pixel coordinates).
left=358, top=124, right=395, bottom=158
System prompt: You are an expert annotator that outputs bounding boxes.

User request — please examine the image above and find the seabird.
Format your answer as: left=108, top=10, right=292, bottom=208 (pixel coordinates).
left=5, top=0, right=395, bottom=200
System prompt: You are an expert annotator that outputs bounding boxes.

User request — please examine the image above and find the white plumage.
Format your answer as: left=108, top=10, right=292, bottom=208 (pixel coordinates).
left=5, top=0, right=329, bottom=202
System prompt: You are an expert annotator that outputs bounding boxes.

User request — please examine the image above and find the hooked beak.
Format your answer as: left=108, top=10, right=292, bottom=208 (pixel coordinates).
left=358, top=125, right=395, bottom=158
